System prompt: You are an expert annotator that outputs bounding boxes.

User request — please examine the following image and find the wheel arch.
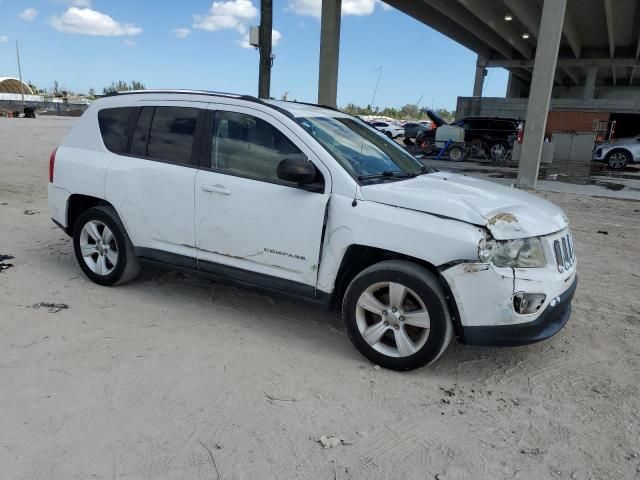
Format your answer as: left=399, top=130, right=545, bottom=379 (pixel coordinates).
left=66, top=194, right=114, bottom=236
left=605, top=147, right=632, bottom=159
left=330, top=244, right=464, bottom=341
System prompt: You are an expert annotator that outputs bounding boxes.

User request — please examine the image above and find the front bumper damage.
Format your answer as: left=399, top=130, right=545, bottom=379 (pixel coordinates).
left=462, top=276, right=577, bottom=346
left=441, top=259, right=577, bottom=347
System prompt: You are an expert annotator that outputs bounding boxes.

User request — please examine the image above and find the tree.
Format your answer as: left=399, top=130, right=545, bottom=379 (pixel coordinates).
left=399, top=103, right=421, bottom=119
left=87, top=87, right=96, bottom=99
left=434, top=107, right=455, bottom=123
left=53, top=80, right=61, bottom=96
left=103, top=80, right=145, bottom=94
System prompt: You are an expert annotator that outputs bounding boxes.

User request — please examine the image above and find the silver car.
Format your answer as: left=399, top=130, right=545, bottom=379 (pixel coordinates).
left=593, top=136, right=640, bottom=169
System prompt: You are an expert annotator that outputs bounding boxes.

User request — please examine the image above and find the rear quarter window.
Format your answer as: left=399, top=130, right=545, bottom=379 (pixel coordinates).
left=97, top=107, right=133, bottom=153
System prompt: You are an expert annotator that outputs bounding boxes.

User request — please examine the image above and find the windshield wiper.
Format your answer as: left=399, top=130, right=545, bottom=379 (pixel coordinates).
left=358, top=171, right=417, bottom=181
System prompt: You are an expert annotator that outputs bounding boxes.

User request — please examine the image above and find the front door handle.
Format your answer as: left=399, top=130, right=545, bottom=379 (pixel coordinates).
left=202, top=184, right=231, bottom=195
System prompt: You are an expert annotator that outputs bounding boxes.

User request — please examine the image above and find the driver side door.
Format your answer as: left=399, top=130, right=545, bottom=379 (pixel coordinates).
left=194, top=105, right=331, bottom=290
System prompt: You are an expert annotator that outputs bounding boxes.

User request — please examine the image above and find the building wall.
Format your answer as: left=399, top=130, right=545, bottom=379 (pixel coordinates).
left=546, top=111, right=609, bottom=136
left=552, top=85, right=640, bottom=102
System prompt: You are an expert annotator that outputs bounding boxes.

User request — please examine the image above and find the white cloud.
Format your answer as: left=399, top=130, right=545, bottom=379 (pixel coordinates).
left=239, top=28, right=281, bottom=49
left=343, top=0, right=376, bottom=16
left=50, top=7, right=142, bottom=36
left=286, top=0, right=379, bottom=17
left=272, top=29, right=282, bottom=46
left=19, top=8, right=38, bottom=22
left=123, top=39, right=136, bottom=46
left=0, top=35, right=8, bottom=44
left=172, top=27, right=191, bottom=39
left=378, top=1, right=392, bottom=11
left=193, top=0, right=257, bottom=32
left=69, top=0, right=92, bottom=6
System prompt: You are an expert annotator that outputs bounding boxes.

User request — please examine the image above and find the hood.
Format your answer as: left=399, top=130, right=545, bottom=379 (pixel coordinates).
left=360, top=172, right=568, bottom=240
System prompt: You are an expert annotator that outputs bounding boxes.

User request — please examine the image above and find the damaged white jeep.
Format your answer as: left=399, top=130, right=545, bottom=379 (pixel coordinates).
left=48, top=91, right=577, bottom=370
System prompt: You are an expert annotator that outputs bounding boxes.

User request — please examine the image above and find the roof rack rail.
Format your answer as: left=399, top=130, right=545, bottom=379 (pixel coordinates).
left=100, top=89, right=295, bottom=119
left=289, top=100, right=342, bottom=113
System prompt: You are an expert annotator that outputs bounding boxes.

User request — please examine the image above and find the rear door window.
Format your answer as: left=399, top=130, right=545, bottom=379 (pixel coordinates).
left=147, top=106, right=200, bottom=165
left=98, top=107, right=133, bottom=154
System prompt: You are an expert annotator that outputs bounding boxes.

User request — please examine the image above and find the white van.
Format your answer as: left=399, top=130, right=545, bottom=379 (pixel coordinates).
left=48, top=90, right=577, bottom=370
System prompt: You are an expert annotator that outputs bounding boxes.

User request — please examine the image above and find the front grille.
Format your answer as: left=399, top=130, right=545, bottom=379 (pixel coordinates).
left=553, top=231, right=576, bottom=272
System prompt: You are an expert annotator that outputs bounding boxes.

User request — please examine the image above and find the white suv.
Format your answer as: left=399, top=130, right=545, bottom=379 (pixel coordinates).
left=48, top=90, right=577, bottom=370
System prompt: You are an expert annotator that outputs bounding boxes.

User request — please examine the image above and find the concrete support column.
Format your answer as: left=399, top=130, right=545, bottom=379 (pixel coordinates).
left=318, top=0, right=341, bottom=108
left=473, top=56, right=487, bottom=97
left=583, top=66, right=598, bottom=99
left=506, top=72, right=527, bottom=98
left=516, top=0, right=567, bottom=190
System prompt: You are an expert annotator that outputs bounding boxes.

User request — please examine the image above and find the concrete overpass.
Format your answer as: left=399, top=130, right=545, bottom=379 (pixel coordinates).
left=316, top=0, right=640, bottom=188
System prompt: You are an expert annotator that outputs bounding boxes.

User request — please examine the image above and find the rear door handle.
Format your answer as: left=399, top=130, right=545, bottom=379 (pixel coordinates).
left=202, top=184, right=231, bottom=195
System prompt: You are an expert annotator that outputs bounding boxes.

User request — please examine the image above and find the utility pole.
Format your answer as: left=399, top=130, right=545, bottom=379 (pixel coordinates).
left=16, top=41, right=25, bottom=106
left=370, top=66, right=382, bottom=108
left=258, top=0, right=272, bottom=99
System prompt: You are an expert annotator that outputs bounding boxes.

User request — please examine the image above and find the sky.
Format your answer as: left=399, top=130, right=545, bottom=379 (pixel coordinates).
left=0, top=0, right=509, bottom=110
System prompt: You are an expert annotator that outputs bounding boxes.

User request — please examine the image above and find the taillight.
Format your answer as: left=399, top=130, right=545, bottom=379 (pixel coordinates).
left=49, top=148, right=57, bottom=183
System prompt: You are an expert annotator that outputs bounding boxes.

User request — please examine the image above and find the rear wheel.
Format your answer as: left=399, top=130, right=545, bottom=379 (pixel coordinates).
left=385, top=131, right=393, bottom=139
left=342, top=260, right=453, bottom=371
left=447, top=145, right=465, bottom=161
left=490, top=142, right=508, bottom=157
left=606, top=150, right=630, bottom=169
left=73, top=206, right=140, bottom=286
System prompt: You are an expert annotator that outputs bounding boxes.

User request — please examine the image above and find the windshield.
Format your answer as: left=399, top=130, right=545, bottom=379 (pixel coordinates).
left=296, top=116, right=430, bottom=184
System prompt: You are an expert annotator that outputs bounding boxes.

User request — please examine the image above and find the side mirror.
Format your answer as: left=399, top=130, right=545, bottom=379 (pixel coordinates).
left=277, top=157, right=316, bottom=185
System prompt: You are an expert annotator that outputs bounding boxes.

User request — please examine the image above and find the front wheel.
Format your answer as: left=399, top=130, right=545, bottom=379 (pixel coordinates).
left=342, top=260, right=453, bottom=371
left=73, top=206, right=140, bottom=286
left=606, top=150, right=630, bottom=169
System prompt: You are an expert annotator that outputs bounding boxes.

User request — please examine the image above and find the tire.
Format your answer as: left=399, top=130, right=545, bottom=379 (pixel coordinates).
left=605, top=149, right=630, bottom=169
left=447, top=145, right=465, bottom=162
left=490, top=142, right=508, bottom=157
left=342, top=260, right=453, bottom=371
left=72, top=205, right=140, bottom=286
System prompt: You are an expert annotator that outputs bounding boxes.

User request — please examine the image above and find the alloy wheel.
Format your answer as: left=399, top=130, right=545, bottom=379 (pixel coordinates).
left=608, top=152, right=627, bottom=169
left=355, top=282, right=430, bottom=358
left=79, top=220, right=118, bottom=275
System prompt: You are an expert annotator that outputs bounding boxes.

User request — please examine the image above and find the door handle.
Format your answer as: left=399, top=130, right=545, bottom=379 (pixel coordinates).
left=202, top=184, right=231, bottom=195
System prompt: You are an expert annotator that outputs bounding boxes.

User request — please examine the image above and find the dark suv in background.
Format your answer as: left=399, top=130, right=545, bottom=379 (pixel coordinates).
left=452, top=117, right=519, bottom=155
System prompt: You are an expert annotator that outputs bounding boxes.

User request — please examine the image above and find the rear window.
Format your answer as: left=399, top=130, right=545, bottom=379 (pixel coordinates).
left=493, top=120, right=517, bottom=131
left=98, top=107, right=133, bottom=153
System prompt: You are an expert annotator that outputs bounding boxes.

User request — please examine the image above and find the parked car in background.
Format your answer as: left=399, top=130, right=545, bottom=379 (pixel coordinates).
left=451, top=117, right=519, bottom=155
left=415, top=110, right=448, bottom=152
left=370, top=121, right=404, bottom=139
left=48, top=89, right=577, bottom=371
left=592, top=136, right=640, bottom=169
left=402, top=122, right=423, bottom=139
left=419, top=120, right=433, bottom=130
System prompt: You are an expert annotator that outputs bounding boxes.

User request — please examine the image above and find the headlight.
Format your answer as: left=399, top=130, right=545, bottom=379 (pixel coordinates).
left=479, top=237, right=545, bottom=268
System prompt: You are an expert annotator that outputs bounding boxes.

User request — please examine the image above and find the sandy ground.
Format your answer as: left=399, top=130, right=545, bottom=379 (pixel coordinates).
left=1, top=116, right=640, bottom=480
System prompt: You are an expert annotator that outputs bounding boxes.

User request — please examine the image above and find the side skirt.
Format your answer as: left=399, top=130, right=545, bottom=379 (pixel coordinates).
left=135, top=247, right=331, bottom=307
